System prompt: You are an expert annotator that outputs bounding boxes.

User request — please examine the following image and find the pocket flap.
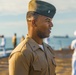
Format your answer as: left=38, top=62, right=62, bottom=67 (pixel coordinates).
left=32, top=62, right=42, bottom=71
left=51, top=58, right=56, bottom=66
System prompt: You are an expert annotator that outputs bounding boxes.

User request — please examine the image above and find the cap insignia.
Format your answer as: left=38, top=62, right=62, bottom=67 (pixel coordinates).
left=48, top=10, right=50, bottom=13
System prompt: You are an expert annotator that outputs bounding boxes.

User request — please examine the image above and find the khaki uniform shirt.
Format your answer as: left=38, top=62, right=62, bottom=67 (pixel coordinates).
left=9, top=36, right=56, bottom=75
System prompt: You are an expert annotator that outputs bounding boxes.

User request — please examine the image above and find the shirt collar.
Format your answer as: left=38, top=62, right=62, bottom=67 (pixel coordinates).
left=25, top=35, right=40, bottom=51
left=25, top=35, right=48, bottom=51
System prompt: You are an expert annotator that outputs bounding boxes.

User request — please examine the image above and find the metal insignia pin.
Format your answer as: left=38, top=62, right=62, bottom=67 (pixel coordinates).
left=48, top=10, right=50, bottom=13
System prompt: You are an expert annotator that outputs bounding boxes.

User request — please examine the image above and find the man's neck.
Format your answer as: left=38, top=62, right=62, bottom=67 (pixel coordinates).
left=28, top=34, right=43, bottom=45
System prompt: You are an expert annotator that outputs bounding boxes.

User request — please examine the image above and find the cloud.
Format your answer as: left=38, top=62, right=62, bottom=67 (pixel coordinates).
left=0, top=21, right=26, bottom=27
left=54, top=18, right=76, bottom=25
left=43, top=0, right=76, bottom=13
left=0, top=0, right=76, bottom=15
left=0, top=0, right=30, bottom=15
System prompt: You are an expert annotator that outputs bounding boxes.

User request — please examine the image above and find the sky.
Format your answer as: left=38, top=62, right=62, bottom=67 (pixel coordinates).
left=0, top=0, right=76, bottom=37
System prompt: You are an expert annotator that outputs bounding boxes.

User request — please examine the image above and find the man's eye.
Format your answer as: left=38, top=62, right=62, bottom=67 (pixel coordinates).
left=46, top=20, right=50, bottom=23
left=47, top=20, right=50, bottom=22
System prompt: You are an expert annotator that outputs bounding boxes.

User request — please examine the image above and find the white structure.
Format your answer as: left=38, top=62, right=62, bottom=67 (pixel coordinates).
left=0, top=35, right=6, bottom=56
left=71, top=31, right=76, bottom=75
left=74, top=31, right=76, bottom=36
left=44, top=38, right=50, bottom=44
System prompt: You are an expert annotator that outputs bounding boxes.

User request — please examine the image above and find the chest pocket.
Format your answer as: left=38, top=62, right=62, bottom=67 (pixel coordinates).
left=46, top=56, right=56, bottom=75
left=51, top=57, right=56, bottom=66
left=32, top=62, right=41, bottom=71
left=30, top=51, right=42, bottom=75
left=32, top=51, right=41, bottom=70
left=30, top=61, right=41, bottom=75
left=47, top=46, right=56, bottom=66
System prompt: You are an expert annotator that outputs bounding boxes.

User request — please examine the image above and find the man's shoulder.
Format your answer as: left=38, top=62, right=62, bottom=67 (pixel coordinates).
left=10, top=39, right=32, bottom=56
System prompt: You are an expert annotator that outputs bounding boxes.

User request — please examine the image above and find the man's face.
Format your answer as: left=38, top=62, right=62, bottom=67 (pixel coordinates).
left=35, top=15, right=53, bottom=39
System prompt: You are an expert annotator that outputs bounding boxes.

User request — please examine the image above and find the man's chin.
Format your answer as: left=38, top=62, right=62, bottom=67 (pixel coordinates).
left=39, top=34, right=50, bottom=39
left=46, top=34, right=50, bottom=37
left=43, top=35, right=49, bottom=39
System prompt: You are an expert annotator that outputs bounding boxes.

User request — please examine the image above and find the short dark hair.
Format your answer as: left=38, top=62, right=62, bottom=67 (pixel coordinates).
left=26, top=11, right=39, bottom=21
left=2, top=35, right=4, bottom=37
left=14, top=33, right=16, bottom=36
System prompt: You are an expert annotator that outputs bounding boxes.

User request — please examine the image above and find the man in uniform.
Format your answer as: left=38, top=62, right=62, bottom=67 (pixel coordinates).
left=12, top=33, right=17, bottom=49
left=9, top=0, right=56, bottom=75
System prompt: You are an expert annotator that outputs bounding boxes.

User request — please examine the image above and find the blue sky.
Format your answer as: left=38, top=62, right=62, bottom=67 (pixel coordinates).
left=0, top=0, right=76, bottom=37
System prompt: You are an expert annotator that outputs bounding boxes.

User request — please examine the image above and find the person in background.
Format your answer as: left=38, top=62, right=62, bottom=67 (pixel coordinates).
left=12, top=33, right=17, bottom=49
left=44, top=37, right=50, bottom=44
left=9, top=0, right=56, bottom=75
left=20, top=35, right=25, bottom=42
left=71, top=31, right=76, bottom=75
left=0, top=35, right=6, bottom=56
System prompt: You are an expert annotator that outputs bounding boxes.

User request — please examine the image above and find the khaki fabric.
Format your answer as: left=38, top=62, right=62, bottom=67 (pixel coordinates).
left=9, top=36, right=56, bottom=75
left=12, top=36, right=16, bottom=44
left=12, top=35, right=17, bottom=48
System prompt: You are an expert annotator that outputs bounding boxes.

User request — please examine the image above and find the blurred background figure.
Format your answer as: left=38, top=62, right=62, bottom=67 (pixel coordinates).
left=44, top=37, right=50, bottom=44
left=0, top=35, right=6, bottom=56
left=71, top=31, right=76, bottom=75
left=20, top=35, right=25, bottom=42
left=12, top=33, right=17, bottom=49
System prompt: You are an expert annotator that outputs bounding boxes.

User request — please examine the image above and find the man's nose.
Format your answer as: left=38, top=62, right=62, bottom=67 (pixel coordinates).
left=49, top=22, right=53, bottom=27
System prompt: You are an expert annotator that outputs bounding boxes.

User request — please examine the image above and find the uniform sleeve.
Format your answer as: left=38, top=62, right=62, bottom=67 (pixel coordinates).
left=9, top=51, right=32, bottom=75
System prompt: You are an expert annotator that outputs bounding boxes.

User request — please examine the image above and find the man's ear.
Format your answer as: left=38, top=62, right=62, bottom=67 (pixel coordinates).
left=32, top=19, right=37, bottom=26
left=32, top=19, right=35, bottom=24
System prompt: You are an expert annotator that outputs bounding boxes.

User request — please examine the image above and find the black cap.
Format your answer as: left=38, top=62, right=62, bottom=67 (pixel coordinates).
left=28, top=0, right=56, bottom=18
